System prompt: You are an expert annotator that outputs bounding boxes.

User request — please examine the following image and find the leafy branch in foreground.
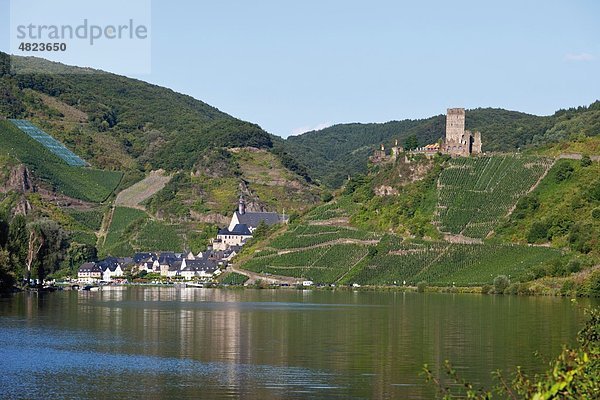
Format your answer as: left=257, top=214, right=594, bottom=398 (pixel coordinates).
left=423, top=307, right=599, bottom=399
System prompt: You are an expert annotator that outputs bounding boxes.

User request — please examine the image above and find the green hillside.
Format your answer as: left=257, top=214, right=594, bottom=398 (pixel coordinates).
left=0, top=120, right=122, bottom=202
left=240, top=223, right=560, bottom=286
left=285, top=103, right=600, bottom=187
left=497, top=157, right=600, bottom=256
left=238, top=148, right=597, bottom=289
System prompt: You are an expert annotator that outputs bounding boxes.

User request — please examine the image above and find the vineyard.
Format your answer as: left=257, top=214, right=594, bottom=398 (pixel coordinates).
left=436, top=155, right=553, bottom=238
left=269, top=224, right=380, bottom=249
left=134, top=220, right=184, bottom=252
left=240, top=223, right=561, bottom=285
left=102, top=207, right=148, bottom=256
left=242, top=243, right=369, bottom=283
left=303, top=197, right=359, bottom=221
left=0, top=120, right=122, bottom=203
left=341, top=236, right=561, bottom=286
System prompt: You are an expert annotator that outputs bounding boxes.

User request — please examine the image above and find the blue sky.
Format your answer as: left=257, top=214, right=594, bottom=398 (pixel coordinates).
left=1, top=0, right=599, bottom=138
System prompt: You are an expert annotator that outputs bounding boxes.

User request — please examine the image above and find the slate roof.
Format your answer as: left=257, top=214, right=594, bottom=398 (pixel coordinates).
left=79, top=262, right=101, bottom=273
left=218, top=224, right=252, bottom=236
left=182, top=259, right=219, bottom=273
left=158, top=252, right=182, bottom=265
left=134, top=252, right=156, bottom=264
left=234, top=211, right=282, bottom=228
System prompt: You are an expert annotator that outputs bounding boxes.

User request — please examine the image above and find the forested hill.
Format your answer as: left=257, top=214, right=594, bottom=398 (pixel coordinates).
left=285, top=103, right=600, bottom=187
left=0, top=52, right=279, bottom=176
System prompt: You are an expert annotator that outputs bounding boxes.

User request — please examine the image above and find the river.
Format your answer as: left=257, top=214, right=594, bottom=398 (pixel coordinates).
left=0, top=288, right=595, bottom=399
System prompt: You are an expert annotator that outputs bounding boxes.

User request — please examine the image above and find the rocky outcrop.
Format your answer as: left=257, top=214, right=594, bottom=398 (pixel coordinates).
left=6, top=165, right=34, bottom=193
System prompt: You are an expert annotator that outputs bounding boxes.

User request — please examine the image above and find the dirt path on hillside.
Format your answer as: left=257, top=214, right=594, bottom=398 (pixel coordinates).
left=98, top=206, right=115, bottom=247
left=275, top=238, right=380, bottom=255
left=115, top=170, right=171, bottom=210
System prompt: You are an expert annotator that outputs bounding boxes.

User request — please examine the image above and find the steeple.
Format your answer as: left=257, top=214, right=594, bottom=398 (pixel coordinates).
left=238, top=195, right=246, bottom=215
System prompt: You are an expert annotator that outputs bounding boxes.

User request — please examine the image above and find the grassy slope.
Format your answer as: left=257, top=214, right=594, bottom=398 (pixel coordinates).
left=496, top=158, right=600, bottom=255
left=0, top=120, right=122, bottom=202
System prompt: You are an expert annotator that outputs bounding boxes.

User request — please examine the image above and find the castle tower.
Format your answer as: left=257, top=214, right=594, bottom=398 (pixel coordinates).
left=446, top=108, right=466, bottom=143
left=238, top=195, right=246, bottom=215
left=472, top=131, right=482, bottom=154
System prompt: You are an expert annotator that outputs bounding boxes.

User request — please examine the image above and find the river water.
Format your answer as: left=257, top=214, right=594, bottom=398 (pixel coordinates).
left=0, top=288, right=595, bottom=399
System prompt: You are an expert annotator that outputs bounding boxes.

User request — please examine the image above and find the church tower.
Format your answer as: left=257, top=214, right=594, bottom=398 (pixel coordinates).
left=238, top=195, right=246, bottom=215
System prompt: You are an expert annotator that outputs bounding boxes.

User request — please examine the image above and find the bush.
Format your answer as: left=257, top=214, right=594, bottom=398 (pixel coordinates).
left=417, top=281, right=427, bottom=293
left=588, top=270, right=600, bottom=297
left=527, top=220, right=550, bottom=243
left=494, top=275, right=510, bottom=294
left=580, top=155, right=592, bottom=167
left=554, top=162, right=574, bottom=183
left=569, top=223, right=594, bottom=253
left=321, top=191, right=333, bottom=203
left=592, top=207, right=600, bottom=220
left=560, top=280, right=578, bottom=296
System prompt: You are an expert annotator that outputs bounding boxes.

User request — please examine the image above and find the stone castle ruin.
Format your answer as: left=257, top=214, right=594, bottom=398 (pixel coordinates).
left=441, top=108, right=482, bottom=157
left=370, top=108, right=483, bottom=162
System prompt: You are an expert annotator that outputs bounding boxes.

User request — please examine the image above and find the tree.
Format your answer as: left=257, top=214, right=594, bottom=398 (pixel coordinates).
left=494, top=275, right=510, bottom=294
left=7, top=215, right=28, bottom=279
left=581, top=155, right=592, bottom=167
left=554, top=162, right=574, bottom=183
left=404, top=134, right=419, bottom=151
left=27, top=220, right=68, bottom=285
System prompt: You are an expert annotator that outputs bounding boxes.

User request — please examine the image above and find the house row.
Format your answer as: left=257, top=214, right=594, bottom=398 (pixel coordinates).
left=77, top=248, right=239, bottom=283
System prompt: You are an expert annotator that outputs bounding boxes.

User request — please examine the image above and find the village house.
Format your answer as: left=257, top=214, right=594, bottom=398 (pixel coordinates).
left=78, top=262, right=102, bottom=283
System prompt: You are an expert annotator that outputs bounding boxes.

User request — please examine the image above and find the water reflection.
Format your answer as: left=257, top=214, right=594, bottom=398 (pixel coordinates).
left=0, top=288, right=595, bottom=399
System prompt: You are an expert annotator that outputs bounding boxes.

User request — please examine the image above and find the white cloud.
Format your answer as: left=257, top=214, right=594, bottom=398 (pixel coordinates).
left=290, top=122, right=332, bottom=136
left=565, top=52, right=595, bottom=62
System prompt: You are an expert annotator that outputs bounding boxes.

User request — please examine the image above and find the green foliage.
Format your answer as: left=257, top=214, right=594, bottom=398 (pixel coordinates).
left=498, top=159, right=600, bottom=256
left=0, top=120, right=122, bottom=202
left=493, top=275, right=510, bottom=294
left=553, top=161, right=574, bottom=182
left=404, top=134, right=418, bottom=150
left=221, top=272, right=249, bottom=285
left=352, top=157, right=442, bottom=237
left=437, top=155, right=553, bottom=238
left=587, top=270, right=600, bottom=297
left=513, top=196, right=540, bottom=220
left=417, top=281, right=427, bottom=293
left=243, top=226, right=561, bottom=286
left=581, top=155, right=592, bottom=167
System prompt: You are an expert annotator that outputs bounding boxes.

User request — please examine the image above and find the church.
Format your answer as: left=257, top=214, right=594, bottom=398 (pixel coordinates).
left=212, top=196, right=287, bottom=250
